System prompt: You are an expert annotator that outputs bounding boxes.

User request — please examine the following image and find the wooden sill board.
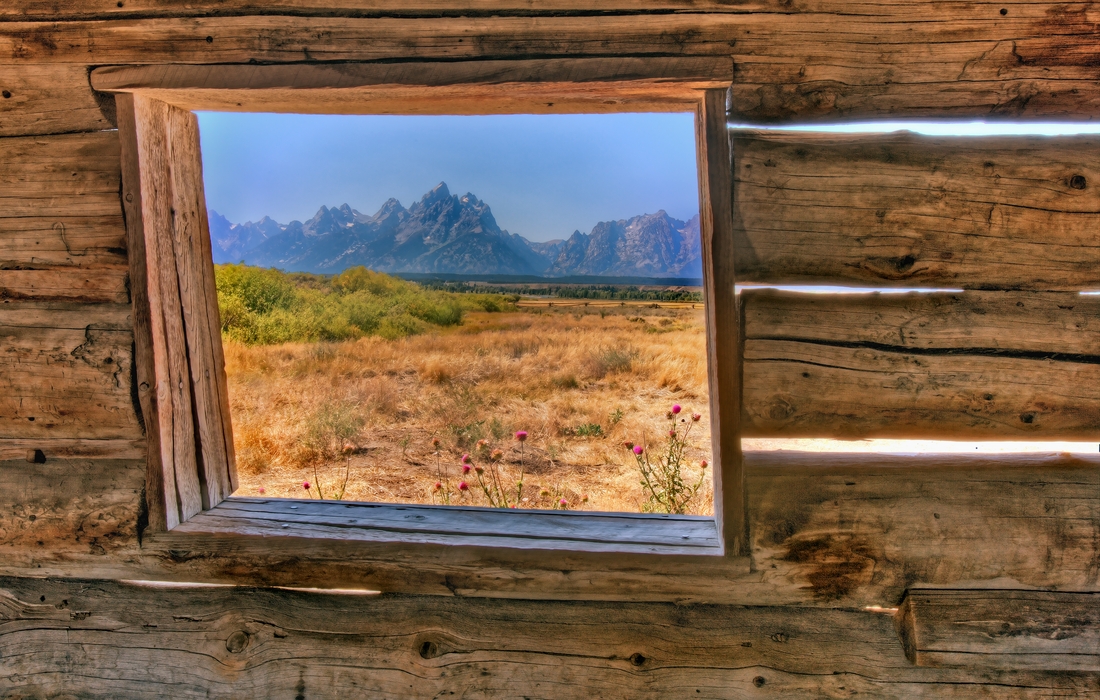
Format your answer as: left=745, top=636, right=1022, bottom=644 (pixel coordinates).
left=171, top=497, right=724, bottom=556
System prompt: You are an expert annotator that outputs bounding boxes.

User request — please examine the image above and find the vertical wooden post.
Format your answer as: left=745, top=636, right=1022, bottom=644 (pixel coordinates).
left=695, top=88, right=745, bottom=555
left=117, top=93, right=176, bottom=532
left=116, top=94, right=238, bottom=529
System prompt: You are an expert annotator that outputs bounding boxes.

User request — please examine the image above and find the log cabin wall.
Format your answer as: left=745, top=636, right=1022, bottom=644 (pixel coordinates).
left=1, top=2, right=1098, bottom=697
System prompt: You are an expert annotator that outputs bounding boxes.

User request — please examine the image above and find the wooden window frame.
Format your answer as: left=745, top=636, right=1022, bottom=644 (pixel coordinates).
left=98, top=57, right=746, bottom=588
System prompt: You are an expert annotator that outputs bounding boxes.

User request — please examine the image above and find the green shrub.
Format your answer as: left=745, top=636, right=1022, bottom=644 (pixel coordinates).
left=215, top=264, right=513, bottom=345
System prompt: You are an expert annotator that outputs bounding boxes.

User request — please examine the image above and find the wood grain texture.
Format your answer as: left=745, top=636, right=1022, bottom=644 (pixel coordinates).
left=0, top=459, right=142, bottom=554
left=3, top=0, right=754, bottom=18
left=0, top=63, right=114, bottom=136
left=732, top=131, right=1100, bottom=291
left=0, top=452, right=1092, bottom=609
left=0, top=131, right=128, bottom=301
left=696, top=88, right=743, bottom=554
left=2, top=576, right=1096, bottom=699
left=177, top=498, right=723, bottom=555
left=116, top=91, right=172, bottom=533
left=897, top=589, right=1100, bottom=671
left=741, top=290, right=1100, bottom=439
left=0, top=302, right=142, bottom=441
left=90, top=57, right=734, bottom=115
left=5, top=9, right=1100, bottom=121
left=165, top=104, right=234, bottom=508
left=131, top=95, right=202, bottom=525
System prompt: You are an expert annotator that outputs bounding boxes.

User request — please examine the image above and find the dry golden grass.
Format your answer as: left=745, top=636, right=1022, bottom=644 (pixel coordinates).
left=226, top=304, right=713, bottom=514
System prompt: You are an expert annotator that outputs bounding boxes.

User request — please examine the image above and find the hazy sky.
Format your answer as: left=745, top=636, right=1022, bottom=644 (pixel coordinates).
left=197, top=112, right=700, bottom=242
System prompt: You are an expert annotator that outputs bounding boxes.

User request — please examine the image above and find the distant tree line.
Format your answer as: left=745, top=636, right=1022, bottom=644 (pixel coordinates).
left=419, top=281, right=703, bottom=302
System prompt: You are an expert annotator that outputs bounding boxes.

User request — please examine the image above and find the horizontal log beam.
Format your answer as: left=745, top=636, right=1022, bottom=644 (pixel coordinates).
left=898, top=589, right=1100, bottom=671
left=0, top=452, right=1094, bottom=609
left=741, top=290, right=1100, bottom=439
left=732, top=132, right=1100, bottom=291
left=0, top=303, right=142, bottom=440
left=0, top=131, right=128, bottom=300
left=0, top=63, right=115, bottom=136
left=4, top=9, right=1100, bottom=121
left=0, top=575, right=1095, bottom=698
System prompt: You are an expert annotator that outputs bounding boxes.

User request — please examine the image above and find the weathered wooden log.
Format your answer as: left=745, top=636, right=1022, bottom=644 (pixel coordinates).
left=4, top=9, right=1100, bottom=122
left=0, top=452, right=1094, bottom=609
left=742, top=290, right=1100, bottom=439
left=0, top=575, right=1095, bottom=698
left=897, top=589, right=1100, bottom=671
left=732, top=132, right=1100, bottom=291
left=0, top=303, right=142, bottom=441
left=0, top=131, right=128, bottom=301
left=0, top=64, right=115, bottom=137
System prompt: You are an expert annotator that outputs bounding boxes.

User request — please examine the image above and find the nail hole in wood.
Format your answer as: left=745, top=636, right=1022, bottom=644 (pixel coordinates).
left=1, top=91, right=10, bottom=99
left=26, top=449, right=46, bottom=464
left=206, top=36, right=214, bottom=43
left=999, top=7, right=1007, bottom=14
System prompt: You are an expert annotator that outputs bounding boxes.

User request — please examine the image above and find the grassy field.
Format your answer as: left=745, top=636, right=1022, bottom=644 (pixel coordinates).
left=222, top=267, right=713, bottom=514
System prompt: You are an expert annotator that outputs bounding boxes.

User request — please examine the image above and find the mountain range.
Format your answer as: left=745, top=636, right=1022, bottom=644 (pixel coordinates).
left=208, top=182, right=701, bottom=278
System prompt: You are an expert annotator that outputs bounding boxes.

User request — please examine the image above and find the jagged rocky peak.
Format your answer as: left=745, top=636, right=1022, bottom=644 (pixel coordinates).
left=208, top=184, right=701, bottom=278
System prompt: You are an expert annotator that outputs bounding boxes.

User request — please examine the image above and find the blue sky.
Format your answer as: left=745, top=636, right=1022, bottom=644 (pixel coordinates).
left=198, top=113, right=1100, bottom=242
left=197, top=112, right=701, bottom=242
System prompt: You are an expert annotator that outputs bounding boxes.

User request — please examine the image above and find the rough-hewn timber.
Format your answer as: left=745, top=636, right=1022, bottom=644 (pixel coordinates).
left=0, top=452, right=1094, bottom=608
left=3, top=7, right=1100, bottom=122
left=0, top=302, right=141, bottom=441
left=897, top=589, right=1100, bottom=671
left=1, top=576, right=1096, bottom=698
left=732, top=132, right=1100, bottom=291
left=0, top=131, right=128, bottom=302
left=742, top=290, right=1100, bottom=439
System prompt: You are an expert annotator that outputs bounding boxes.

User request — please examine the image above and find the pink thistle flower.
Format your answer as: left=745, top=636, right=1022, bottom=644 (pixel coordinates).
left=559, top=499, right=568, bottom=506
left=302, top=481, right=310, bottom=490
left=669, top=429, right=677, bottom=437
left=475, top=465, right=484, bottom=474
left=633, top=445, right=644, bottom=455
left=258, top=487, right=265, bottom=494
left=462, top=464, right=471, bottom=474
left=672, top=404, right=682, bottom=414
left=458, top=481, right=469, bottom=491
left=581, top=494, right=589, bottom=503
left=515, top=430, right=528, bottom=442
left=700, top=460, right=708, bottom=468
left=509, top=505, right=517, bottom=509
left=431, top=437, right=441, bottom=448
left=461, top=453, right=471, bottom=464
left=692, top=413, right=701, bottom=422
left=342, top=442, right=356, bottom=455
left=433, top=481, right=442, bottom=491
left=623, top=441, right=634, bottom=450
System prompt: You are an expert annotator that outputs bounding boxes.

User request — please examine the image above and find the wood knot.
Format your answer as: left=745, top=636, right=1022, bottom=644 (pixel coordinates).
left=629, top=653, right=646, bottom=667
left=226, top=630, right=250, bottom=654
left=418, top=640, right=440, bottom=659
left=25, top=449, right=46, bottom=464
left=753, top=676, right=766, bottom=687
left=770, top=632, right=789, bottom=643
left=1069, top=174, right=1087, bottom=190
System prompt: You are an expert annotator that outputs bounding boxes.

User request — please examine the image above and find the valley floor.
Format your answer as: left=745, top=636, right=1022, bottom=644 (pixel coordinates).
left=226, top=304, right=714, bottom=514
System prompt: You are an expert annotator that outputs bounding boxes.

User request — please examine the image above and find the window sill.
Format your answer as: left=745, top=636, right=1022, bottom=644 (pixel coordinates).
left=170, top=497, right=724, bottom=556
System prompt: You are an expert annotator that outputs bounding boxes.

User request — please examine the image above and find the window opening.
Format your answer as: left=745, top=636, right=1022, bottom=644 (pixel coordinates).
left=198, top=112, right=715, bottom=515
